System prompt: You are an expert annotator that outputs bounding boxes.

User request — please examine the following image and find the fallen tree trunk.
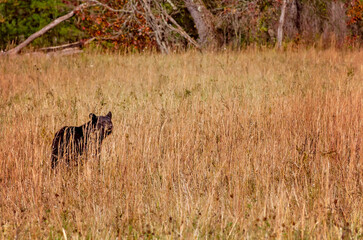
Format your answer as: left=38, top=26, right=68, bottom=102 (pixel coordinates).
left=47, top=47, right=83, bottom=56
left=5, top=3, right=88, bottom=55
left=24, top=47, right=83, bottom=57
left=39, top=41, right=83, bottom=52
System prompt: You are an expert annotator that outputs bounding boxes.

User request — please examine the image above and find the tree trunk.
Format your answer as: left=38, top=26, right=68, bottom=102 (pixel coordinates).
left=5, top=3, right=88, bottom=55
left=184, top=0, right=220, bottom=49
left=277, top=0, right=287, bottom=49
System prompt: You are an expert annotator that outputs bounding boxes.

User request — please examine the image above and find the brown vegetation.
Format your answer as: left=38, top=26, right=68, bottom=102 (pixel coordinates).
left=0, top=49, right=362, bottom=238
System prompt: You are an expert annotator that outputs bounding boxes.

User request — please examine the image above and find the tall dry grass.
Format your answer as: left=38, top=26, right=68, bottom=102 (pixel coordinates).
left=0, top=49, right=362, bottom=239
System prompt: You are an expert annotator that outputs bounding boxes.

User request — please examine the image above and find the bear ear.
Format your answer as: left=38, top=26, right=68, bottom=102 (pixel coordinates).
left=107, top=111, right=112, bottom=119
left=89, top=113, right=97, bottom=122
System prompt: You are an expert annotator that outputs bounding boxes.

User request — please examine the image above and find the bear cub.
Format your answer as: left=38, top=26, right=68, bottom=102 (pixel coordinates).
left=51, top=112, right=113, bottom=169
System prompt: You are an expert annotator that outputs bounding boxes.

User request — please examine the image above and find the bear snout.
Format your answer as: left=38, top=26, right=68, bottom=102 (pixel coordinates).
left=106, top=123, right=113, bottom=133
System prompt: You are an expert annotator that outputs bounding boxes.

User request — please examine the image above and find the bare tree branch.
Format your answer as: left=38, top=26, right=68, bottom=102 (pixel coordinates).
left=161, top=9, right=201, bottom=50
left=152, top=0, right=200, bottom=50
left=165, top=0, right=177, bottom=10
left=141, top=0, right=169, bottom=53
left=5, top=3, right=89, bottom=55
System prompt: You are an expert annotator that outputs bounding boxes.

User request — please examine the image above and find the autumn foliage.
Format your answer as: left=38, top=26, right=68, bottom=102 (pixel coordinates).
left=346, top=0, right=363, bottom=45
left=75, top=0, right=157, bottom=50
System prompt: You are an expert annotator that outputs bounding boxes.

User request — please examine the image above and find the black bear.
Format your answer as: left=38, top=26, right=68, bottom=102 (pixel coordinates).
left=51, top=112, right=113, bottom=169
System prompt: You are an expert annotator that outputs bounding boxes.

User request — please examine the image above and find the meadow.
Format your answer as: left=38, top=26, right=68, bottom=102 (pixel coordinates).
left=0, top=49, right=362, bottom=239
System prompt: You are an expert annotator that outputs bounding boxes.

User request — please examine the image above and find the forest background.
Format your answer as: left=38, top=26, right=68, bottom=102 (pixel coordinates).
left=1, top=0, right=362, bottom=53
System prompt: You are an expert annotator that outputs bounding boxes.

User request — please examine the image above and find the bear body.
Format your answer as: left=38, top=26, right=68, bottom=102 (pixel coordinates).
left=51, top=112, right=113, bottom=169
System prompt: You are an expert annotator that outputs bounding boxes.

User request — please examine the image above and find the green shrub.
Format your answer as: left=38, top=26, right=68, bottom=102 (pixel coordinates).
left=0, top=0, right=85, bottom=50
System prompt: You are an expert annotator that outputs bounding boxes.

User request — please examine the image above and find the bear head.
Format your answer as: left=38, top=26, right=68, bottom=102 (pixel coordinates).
left=89, top=111, right=113, bottom=137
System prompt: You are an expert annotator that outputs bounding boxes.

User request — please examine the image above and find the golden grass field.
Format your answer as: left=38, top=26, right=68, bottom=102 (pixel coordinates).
left=0, top=49, right=362, bottom=239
